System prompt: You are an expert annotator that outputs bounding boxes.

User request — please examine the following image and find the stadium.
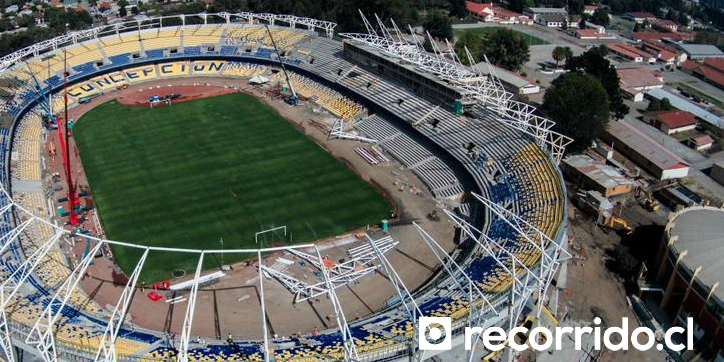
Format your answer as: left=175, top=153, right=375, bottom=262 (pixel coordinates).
left=0, top=12, right=571, bottom=362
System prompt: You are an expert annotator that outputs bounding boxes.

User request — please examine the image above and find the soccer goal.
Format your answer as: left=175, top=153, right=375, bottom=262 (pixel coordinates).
left=255, top=225, right=288, bottom=245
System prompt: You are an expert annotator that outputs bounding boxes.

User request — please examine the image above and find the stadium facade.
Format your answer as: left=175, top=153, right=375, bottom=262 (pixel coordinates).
left=0, top=12, right=570, bottom=362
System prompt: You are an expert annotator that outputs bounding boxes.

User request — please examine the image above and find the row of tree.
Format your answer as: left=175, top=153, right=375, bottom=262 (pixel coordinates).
left=0, top=7, right=93, bottom=57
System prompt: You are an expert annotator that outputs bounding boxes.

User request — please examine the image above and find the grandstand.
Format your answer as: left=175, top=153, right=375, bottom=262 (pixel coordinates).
left=0, top=12, right=569, bottom=362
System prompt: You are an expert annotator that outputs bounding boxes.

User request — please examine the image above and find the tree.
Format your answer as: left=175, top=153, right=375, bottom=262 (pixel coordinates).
left=118, top=0, right=128, bottom=17
left=454, top=31, right=482, bottom=65
left=590, top=8, right=610, bottom=28
left=647, top=97, right=673, bottom=111
left=551, top=46, right=572, bottom=68
left=449, top=0, right=467, bottom=18
left=131, top=6, right=140, bottom=15
left=678, top=11, right=689, bottom=26
left=423, top=11, right=453, bottom=41
left=481, top=28, right=530, bottom=71
left=566, top=45, right=629, bottom=119
left=578, top=16, right=586, bottom=29
left=543, top=73, right=610, bottom=152
left=632, top=22, right=641, bottom=32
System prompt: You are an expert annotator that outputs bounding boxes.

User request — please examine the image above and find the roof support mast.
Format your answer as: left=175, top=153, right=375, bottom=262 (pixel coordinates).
left=263, top=24, right=298, bottom=103
left=59, top=50, right=79, bottom=226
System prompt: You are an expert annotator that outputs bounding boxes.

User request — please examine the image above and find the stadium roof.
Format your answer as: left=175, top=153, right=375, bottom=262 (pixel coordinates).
left=669, top=207, right=724, bottom=303
left=647, top=88, right=723, bottom=128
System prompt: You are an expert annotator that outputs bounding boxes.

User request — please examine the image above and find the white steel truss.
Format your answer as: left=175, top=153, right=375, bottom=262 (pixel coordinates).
left=0, top=226, right=64, bottom=362
left=26, top=239, right=105, bottom=362
left=177, top=252, right=205, bottom=362
left=470, top=193, right=572, bottom=317
left=340, top=12, right=573, bottom=164
left=330, top=119, right=376, bottom=143
left=94, top=248, right=149, bottom=362
left=312, top=246, right=359, bottom=362
left=264, top=236, right=397, bottom=302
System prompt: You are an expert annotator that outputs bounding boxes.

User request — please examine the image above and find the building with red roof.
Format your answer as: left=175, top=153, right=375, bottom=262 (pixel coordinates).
left=466, top=1, right=495, bottom=21
left=633, top=32, right=695, bottom=42
left=607, top=43, right=657, bottom=63
left=648, top=18, right=678, bottom=32
left=640, top=40, right=687, bottom=65
left=680, top=58, right=724, bottom=90
left=643, top=110, right=698, bottom=134
left=617, top=68, right=664, bottom=102
left=583, top=5, right=600, bottom=15
left=576, top=29, right=615, bottom=40
left=688, top=134, right=714, bottom=151
left=465, top=2, right=532, bottom=24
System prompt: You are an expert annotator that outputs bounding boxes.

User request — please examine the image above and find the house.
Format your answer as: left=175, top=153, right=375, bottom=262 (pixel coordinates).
left=680, top=58, right=724, bottom=90
left=602, top=120, right=690, bottom=180
left=640, top=40, right=687, bottom=65
left=648, top=18, right=678, bottom=32
left=607, top=43, right=657, bottom=64
left=647, top=88, right=724, bottom=129
left=617, top=68, right=664, bottom=102
left=625, top=12, right=657, bottom=23
left=562, top=154, right=635, bottom=197
left=675, top=44, right=724, bottom=60
left=688, top=135, right=714, bottom=151
left=465, top=2, right=532, bottom=24
left=583, top=5, right=600, bottom=15
left=633, top=31, right=695, bottom=42
left=494, top=8, right=533, bottom=25
left=643, top=110, right=698, bottom=134
left=466, top=2, right=495, bottom=22
left=523, top=7, right=568, bottom=27
left=576, top=29, right=615, bottom=40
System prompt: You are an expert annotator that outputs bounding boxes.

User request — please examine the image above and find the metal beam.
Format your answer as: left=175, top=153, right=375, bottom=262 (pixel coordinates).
left=26, top=239, right=104, bottom=362
left=94, top=248, right=149, bottom=362
left=177, top=252, right=205, bottom=362
left=313, top=246, right=358, bottom=361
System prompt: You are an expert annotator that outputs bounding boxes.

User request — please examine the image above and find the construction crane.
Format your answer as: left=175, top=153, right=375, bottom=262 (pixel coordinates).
left=263, top=24, right=298, bottom=105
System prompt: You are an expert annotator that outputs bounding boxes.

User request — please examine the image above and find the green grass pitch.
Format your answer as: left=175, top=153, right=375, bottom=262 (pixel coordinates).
left=74, top=93, right=392, bottom=281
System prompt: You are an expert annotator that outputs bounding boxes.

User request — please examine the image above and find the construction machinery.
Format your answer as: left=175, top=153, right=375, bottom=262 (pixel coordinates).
left=637, top=188, right=661, bottom=212
left=575, top=190, right=634, bottom=235
left=601, top=212, right=634, bottom=235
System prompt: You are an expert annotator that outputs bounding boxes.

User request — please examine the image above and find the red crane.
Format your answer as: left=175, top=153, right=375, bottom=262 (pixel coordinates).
left=57, top=50, right=79, bottom=226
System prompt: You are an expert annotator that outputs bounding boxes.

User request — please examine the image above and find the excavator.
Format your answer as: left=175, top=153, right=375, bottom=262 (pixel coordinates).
left=638, top=189, right=661, bottom=212
left=575, top=190, right=634, bottom=235
left=602, top=212, right=634, bottom=235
